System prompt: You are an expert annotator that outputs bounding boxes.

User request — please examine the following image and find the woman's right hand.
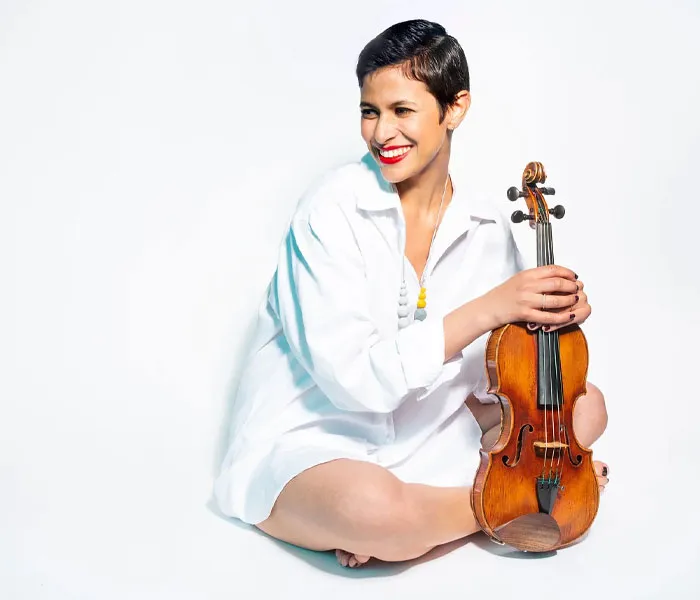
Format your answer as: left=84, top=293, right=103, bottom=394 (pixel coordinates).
left=482, top=265, right=580, bottom=330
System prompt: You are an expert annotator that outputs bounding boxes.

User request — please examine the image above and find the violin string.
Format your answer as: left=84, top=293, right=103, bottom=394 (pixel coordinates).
left=540, top=197, right=564, bottom=484
left=537, top=196, right=564, bottom=484
left=537, top=213, right=548, bottom=481
left=545, top=216, right=563, bottom=482
left=542, top=204, right=555, bottom=481
left=542, top=208, right=553, bottom=479
left=547, top=265, right=556, bottom=479
left=549, top=219, right=564, bottom=483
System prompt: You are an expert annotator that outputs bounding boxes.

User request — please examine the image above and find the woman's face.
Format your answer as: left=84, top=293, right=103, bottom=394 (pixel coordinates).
left=360, top=66, right=468, bottom=184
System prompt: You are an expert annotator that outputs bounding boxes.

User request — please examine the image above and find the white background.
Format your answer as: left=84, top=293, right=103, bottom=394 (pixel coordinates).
left=2, top=0, right=698, bottom=598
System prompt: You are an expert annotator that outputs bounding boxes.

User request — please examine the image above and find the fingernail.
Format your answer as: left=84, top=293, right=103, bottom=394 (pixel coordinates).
left=575, top=295, right=579, bottom=302
left=574, top=273, right=578, bottom=279
left=528, top=322, right=536, bottom=328
left=602, top=466, right=608, bottom=477
left=570, top=313, right=575, bottom=319
left=543, top=325, right=550, bottom=331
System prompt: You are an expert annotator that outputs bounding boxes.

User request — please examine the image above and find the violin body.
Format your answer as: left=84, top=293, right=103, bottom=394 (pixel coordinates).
left=470, top=162, right=599, bottom=552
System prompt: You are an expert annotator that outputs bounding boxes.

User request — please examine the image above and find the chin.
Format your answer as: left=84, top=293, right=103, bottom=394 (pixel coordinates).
left=379, top=171, right=407, bottom=184
left=375, top=159, right=418, bottom=184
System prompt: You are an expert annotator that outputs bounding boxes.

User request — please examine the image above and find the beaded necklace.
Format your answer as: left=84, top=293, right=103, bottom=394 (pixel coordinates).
left=397, top=173, right=451, bottom=329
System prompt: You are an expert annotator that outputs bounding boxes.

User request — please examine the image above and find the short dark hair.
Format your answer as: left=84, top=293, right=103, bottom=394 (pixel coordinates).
left=356, top=19, right=470, bottom=123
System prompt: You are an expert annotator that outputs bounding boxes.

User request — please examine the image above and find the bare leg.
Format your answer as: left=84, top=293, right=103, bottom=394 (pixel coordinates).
left=572, top=381, right=608, bottom=448
left=573, top=381, right=610, bottom=492
left=258, top=382, right=609, bottom=567
left=256, top=458, right=480, bottom=564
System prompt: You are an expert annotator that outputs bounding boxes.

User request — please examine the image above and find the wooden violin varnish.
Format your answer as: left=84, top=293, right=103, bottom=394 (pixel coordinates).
left=470, top=162, right=599, bottom=552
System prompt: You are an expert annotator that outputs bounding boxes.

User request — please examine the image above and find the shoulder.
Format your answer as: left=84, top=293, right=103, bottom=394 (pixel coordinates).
left=277, top=158, right=379, bottom=263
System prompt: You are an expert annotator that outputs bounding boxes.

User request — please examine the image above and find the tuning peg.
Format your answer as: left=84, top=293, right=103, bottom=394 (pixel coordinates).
left=549, top=205, right=565, bottom=219
left=507, top=186, right=525, bottom=202
left=541, top=187, right=555, bottom=195
left=511, top=210, right=533, bottom=224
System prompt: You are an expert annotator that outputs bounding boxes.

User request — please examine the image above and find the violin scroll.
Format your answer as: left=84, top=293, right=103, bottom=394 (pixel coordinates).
left=508, top=161, right=565, bottom=225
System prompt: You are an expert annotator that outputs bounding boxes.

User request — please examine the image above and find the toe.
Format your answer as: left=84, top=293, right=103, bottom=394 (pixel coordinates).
left=593, top=460, right=609, bottom=491
left=593, top=460, right=609, bottom=477
left=336, top=549, right=371, bottom=568
left=335, top=549, right=350, bottom=567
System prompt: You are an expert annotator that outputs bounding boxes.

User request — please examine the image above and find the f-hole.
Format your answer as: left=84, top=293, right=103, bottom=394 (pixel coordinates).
left=563, top=426, right=583, bottom=466
left=503, top=424, right=533, bottom=467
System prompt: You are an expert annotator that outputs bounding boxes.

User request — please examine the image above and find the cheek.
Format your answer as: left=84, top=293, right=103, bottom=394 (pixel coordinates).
left=407, top=117, right=439, bottom=151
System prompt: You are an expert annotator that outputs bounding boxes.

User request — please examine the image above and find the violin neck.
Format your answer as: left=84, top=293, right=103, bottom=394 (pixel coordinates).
left=536, top=221, right=555, bottom=267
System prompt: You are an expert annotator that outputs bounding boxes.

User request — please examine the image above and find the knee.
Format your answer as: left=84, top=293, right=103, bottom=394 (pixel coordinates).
left=341, top=480, right=427, bottom=559
left=580, top=382, right=608, bottom=433
left=335, top=475, right=423, bottom=552
left=338, top=476, right=409, bottom=533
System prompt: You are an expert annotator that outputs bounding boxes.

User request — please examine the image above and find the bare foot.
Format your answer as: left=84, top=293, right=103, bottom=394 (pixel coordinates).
left=335, top=549, right=371, bottom=568
left=593, top=460, right=609, bottom=493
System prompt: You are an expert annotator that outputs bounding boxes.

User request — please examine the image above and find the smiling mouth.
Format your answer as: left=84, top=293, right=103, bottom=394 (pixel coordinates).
left=375, top=145, right=412, bottom=164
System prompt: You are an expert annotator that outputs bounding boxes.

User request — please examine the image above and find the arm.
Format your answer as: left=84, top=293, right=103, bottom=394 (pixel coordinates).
left=443, top=296, right=497, bottom=361
left=272, top=200, right=485, bottom=414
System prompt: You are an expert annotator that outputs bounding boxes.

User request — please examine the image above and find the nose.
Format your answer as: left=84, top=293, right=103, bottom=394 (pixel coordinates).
left=373, top=114, right=398, bottom=146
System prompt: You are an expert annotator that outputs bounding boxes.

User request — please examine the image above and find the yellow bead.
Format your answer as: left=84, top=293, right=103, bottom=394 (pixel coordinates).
left=419, top=289, right=427, bottom=299
left=417, top=299, right=426, bottom=308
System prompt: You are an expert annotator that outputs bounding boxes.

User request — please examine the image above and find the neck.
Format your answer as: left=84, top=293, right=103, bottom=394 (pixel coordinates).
left=395, top=144, right=452, bottom=217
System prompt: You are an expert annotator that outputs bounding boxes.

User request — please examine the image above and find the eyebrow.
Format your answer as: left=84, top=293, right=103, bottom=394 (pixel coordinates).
left=359, top=100, right=417, bottom=109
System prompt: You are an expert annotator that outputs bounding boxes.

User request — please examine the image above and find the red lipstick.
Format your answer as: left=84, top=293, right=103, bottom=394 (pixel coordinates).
left=376, top=145, right=412, bottom=165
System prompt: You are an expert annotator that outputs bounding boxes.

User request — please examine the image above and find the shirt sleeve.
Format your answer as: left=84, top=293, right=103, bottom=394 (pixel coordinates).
left=507, top=217, right=537, bottom=272
left=270, top=199, right=446, bottom=414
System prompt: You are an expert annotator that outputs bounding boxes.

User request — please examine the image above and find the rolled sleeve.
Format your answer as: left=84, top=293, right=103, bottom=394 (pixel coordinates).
left=395, top=316, right=445, bottom=390
left=271, top=195, right=446, bottom=414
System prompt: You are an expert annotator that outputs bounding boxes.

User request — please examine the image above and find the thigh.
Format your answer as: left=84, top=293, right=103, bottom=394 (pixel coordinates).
left=256, top=458, right=405, bottom=551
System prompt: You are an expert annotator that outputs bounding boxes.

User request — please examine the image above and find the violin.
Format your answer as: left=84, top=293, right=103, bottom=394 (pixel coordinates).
left=470, top=162, right=599, bottom=552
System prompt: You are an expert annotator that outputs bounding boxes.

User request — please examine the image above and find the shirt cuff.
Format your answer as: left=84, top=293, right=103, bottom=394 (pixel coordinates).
left=395, top=315, right=445, bottom=391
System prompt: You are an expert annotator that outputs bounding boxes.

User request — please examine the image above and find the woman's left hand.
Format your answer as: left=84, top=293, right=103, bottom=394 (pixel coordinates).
left=526, top=278, right=591, bottom=333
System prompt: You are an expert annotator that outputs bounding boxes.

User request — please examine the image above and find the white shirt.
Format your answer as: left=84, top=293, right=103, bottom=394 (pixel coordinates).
left=214, top=152, right=528, bottom=523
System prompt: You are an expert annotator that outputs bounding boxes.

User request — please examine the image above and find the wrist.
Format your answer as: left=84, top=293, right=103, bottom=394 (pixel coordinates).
left=472, top=294, right=501, bottom=333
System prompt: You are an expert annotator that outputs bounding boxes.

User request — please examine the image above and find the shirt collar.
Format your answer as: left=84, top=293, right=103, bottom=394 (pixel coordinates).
left=355, top=152, right=499, bottom=223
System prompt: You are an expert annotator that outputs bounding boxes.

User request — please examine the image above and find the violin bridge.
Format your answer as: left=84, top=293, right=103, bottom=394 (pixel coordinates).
left=533, top=441, right=568, bottom=459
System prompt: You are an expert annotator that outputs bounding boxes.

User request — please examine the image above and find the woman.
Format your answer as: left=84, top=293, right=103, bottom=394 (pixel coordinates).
left=214, top=19, right=609, bottom=567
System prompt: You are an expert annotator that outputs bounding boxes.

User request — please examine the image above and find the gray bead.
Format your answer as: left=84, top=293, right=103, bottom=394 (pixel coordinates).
left=414, top=308, right=427, bottom=321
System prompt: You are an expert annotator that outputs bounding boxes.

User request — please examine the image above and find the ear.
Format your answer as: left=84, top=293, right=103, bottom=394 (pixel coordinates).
left=446, top=90, right=471, bottom=130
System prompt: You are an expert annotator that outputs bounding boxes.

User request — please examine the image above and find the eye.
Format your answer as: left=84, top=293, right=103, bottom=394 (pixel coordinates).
left=395, top=107, right=412, bottom=116
left=360, top=108, right=377, bottom=119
